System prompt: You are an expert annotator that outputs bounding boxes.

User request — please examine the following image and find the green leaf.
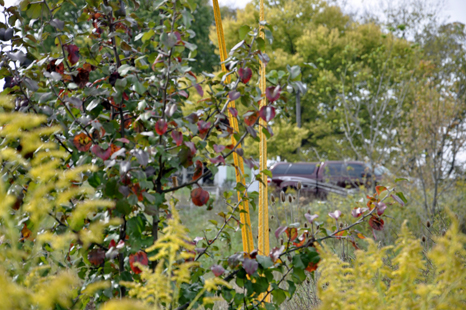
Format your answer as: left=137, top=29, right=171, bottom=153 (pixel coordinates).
left=286, top=280, right=296, bottom=297
left=88, top=172, right=102, bottom=188
left=264, top=29, right=273, bottom=44
left=271, top=288, right=286, bottom=305
left=396, top=191, right=408, bottom=204
left=261, top=169, right=272, bottom=178
left=27, top=3, right=42, bottom=19
left=209, top=220, right=218, bottom=226
left=292, top=254, right=305, bottom=269
left=256, top=255, right=273, bottom=269
left=238, top=25, right=250, bottom=40
left=395, top=177, right=408, bottom=182
left=141, top=29, right=155, bottom=43
left=134, top=81, right=146, bottom=95
left=256, top=37, right=265, bottom=51
left=115, top=199, right=131, bottom=215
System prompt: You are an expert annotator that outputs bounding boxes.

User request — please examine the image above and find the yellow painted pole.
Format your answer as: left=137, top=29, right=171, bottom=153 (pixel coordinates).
left=258, top=0, right=270, bottom=303
left=212, top=0, right=255, bottom=254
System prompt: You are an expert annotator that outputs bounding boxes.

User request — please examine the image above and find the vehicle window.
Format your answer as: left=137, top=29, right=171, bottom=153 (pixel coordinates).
left=324, top=163, right=343, bottom=176
left=287, top=163, right=316, bottom=175
left=344, top=164, right=366, bottom=178
left=272, top=164, right=290, bottom=176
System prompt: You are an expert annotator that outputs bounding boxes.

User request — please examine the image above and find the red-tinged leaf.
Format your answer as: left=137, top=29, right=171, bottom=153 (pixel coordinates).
left=305, top=261, right=318, bottom=273
left=238, top=67, right=252, bottom=84
left=269, top=246, right=284, bottom=263
left=192, top=160, right=203, bottom=181
left=244, top=110, right=259, bottom=126
left=82, top=63, right=95, bottom=72
left=275, top=226, right=287, bottom=239
left=155, top=119, right=168, bottom=135
left=229, top=90, right=241, bottom=101
left=47, top=59, right=64, bottom=75
left=191, top=188, right=210, bottom=206
left=369, top=216, right=384, bottom=231
left=228, top=107, right=238, bottom=118
left=197, top=120, right=211, bottom=139
left=293, top=234, right=306, bottom=247
left=110, top=144, right=121, bottom=155
left=21, top=223, right=32, bottom=240
left=129, top=251, right=148, bottom=274
left=376, top=202, right=387, bottom=216
left=91, top=145, right=112, bottom=160
left=213, top=144, right=225, bottom=153
left=131, top=183, right=145, bottom=202
left=194, top=84, right=204, bottom=97
left=64, top=44, right=80, bottom=65
left=335, top=231, right=346, bottom=240
left=122, top=92, right=130, bottom=101
left=73, top=133, right=92, bottom=152
left=259, top=105, right=276, bottom=122
left=178, top=90, right=189, bottom=98
left=376, top=186, right=387, bottom=195
left=226, top=144, right=234, bottom=150
left=243, top=258, right=258, bottom=275
left=185, top=113, right=199, bottom=124
left=211, top=264, right=225, bottom=277
left=265, top=85, right=281, bottom=102
left=351, top=207, right=368, bottom=218
left=184, top=141, right=196, bottom=155
left=210, top=155, right=225, bottom=165
left=350, top=240, right=359, bottom=250
left=187, top=71, right=197, bottom=79
left=171, top=131, right=183, bottom=146
left=285, top=227, right=298, bottom=241
left=249, top=250, right=258, bottom=259
left=73, top=68, right=89, bottom=88
left=357, top=233, right=366, bottom=239
left=109, top=240, right=116, bottom=248
left=88, top=249, right=105, bottom=266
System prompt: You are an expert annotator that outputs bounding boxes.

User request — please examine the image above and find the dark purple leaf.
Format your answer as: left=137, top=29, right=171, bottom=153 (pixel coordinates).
left=91, top=145, right=112, bottom=161
left=265, top=86, right=281, bottom=102
left=210, top=155, right=225, bottom=165
left=228, top=107, right=238, bottom=118
left=194, top=84, right=204, bottom=97
left=246, top=126, right=257, bottom=139
left=376, top=202, right=387, bottom=216
left=229, top=90, right=241, bottom=101
left=238, top=67, right=252, bottom=84
left=184, top=141, right=196, bottom=155
left=171, top=131, right=183, bottom=146
left=211, top=264, right=225, bottom=277
left=275, top=226, right=287, bottom=239
left=243, top=258, right=258, bottom=275
left=259, top=105, right=276, bottom=122
left=213, top=144, right=225, bottom=153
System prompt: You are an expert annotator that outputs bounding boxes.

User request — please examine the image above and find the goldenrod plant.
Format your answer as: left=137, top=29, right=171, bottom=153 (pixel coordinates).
left=317, top=212, right=466, bottom=310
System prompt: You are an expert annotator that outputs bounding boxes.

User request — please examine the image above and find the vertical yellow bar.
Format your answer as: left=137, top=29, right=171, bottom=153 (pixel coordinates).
left=258, top=0, right=270, bottom=303
left=212, top=0, right=255, bottom=254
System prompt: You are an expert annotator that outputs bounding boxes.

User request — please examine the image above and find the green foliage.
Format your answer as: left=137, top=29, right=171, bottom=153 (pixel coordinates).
left=317, top=213, right=466, bottom=309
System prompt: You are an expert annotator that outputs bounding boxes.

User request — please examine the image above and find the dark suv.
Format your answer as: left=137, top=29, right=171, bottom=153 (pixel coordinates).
left=269, top=161, right=385, bottom=197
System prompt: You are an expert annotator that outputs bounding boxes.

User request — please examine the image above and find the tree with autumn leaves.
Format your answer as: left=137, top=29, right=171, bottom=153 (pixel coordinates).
left=0, top=0, right=408, bottom=309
